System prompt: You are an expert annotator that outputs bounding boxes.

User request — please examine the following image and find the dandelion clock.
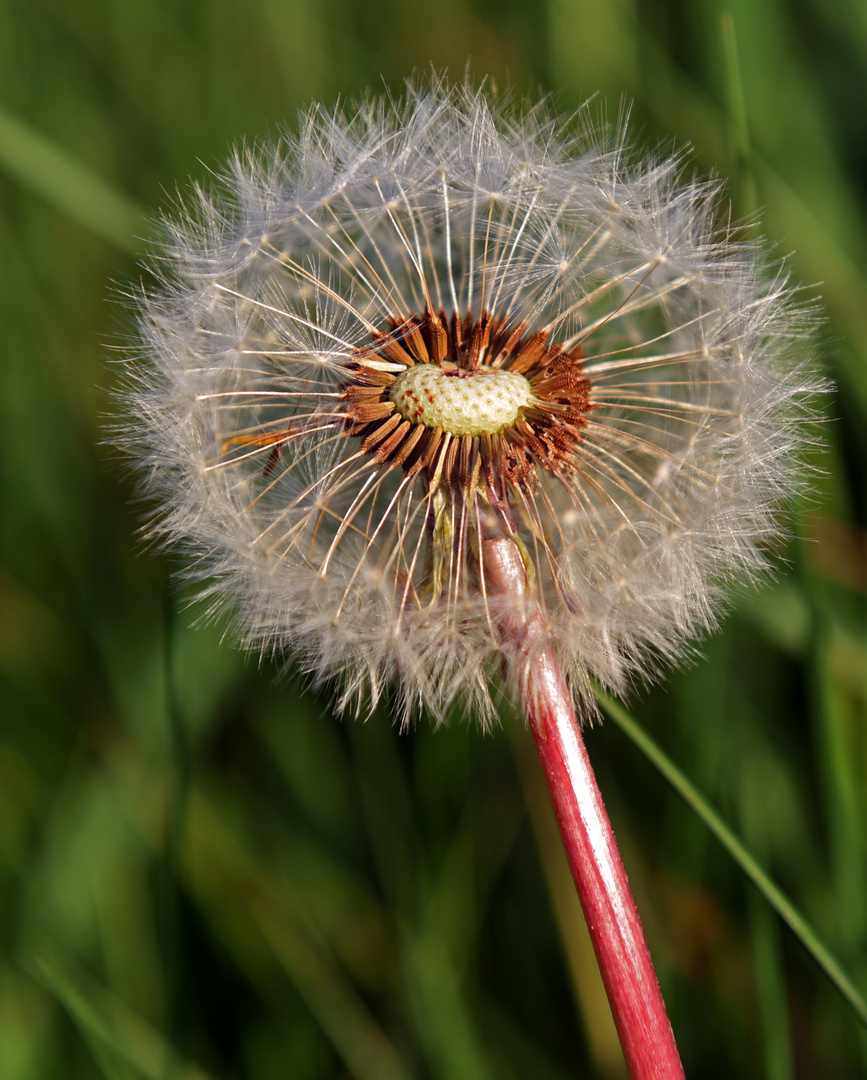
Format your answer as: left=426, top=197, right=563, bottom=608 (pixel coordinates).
left=120, top=77, right=820, bottom=1078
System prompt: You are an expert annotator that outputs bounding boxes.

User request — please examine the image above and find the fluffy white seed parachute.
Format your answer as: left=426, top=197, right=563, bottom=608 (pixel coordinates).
left=122, top=77, right=820, bottom=727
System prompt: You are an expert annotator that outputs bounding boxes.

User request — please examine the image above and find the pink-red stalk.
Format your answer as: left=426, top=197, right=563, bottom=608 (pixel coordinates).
left=483, top=537, right=685, bottom=1080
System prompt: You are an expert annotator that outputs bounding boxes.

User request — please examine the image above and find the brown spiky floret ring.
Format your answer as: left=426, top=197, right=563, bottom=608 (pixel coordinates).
left=344, top=309, right=591, bottom=504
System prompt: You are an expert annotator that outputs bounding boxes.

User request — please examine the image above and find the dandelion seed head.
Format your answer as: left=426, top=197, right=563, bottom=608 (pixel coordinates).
left=121, top=76, right=822, bottom=728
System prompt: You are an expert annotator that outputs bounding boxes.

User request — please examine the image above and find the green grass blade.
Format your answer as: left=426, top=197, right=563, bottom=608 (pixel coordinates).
left=749, top=894, right=795, bottom=1080
left=720, top=13, right=758, bottom=216
left=595, top=690, right=867, bottom=1029
left=0, top=104, right=147, bottom=254
left=32, top=956, right=219, bottom=1080
left=252, top=900, right=416, bottom=1080
left=181, top=786, right=416, bottom=1080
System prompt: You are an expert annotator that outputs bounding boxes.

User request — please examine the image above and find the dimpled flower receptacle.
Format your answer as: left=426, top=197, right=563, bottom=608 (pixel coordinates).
left=122, top=78, right=819, bottom=1079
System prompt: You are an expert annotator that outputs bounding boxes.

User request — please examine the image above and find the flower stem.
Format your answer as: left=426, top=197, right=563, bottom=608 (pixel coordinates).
left=483, top=537, right=685, bottom=1080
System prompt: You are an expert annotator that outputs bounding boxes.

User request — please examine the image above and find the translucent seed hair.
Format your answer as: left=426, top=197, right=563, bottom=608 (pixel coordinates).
left=121, top=77, right=820, bottom=727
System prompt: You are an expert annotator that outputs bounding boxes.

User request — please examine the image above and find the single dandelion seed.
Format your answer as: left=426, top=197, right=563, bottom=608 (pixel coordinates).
left=119, top=77, right=821, bottom=1079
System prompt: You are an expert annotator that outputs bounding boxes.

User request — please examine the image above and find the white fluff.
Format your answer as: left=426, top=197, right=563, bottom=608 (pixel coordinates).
left=120, top=77, right=822, bottom=727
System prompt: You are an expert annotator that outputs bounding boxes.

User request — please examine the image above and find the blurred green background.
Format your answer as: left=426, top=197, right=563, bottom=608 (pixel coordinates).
left=1, top=0, right=865, bottom=1076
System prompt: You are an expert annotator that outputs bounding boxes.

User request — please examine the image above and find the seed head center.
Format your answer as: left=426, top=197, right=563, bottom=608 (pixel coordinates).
left=389, top=364, right=535, bottom=437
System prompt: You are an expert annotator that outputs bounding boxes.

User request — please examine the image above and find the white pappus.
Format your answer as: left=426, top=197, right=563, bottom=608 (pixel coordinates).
left=120, top=77, right=821, bottom=727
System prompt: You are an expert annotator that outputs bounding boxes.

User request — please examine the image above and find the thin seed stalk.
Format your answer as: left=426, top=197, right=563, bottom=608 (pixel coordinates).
left=483, top=537, right=685, bottom=1080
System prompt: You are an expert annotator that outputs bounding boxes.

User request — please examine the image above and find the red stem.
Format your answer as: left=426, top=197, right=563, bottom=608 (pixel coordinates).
left=484, top=538, right=685, bottom=1080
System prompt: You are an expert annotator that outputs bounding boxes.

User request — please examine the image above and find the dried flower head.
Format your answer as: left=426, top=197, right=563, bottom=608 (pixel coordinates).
left=123, top=78, right=819, bottom=726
